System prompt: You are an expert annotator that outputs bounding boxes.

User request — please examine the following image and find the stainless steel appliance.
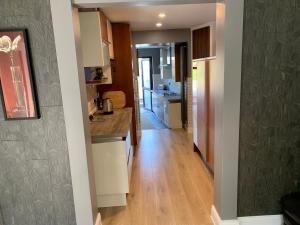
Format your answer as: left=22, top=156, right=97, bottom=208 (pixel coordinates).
left=103, top=98, right=113, bottom=114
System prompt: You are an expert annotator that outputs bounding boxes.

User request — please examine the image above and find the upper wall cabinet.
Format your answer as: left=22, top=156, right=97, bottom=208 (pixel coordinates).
left=107, top=19, right=114, bottom=59
left=99, top=11, right=108, bottom=42
left=79, top=11, right=114, bottom=67
left=192, top=22, right=216, bottom=60
left=192, top=26, right=210, bottom=60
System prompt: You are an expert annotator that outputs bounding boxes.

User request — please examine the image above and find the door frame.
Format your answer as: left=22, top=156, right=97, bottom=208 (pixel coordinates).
left=138, top=56, right=153, bottom=111
left=50, top=0, right=244, bottom=223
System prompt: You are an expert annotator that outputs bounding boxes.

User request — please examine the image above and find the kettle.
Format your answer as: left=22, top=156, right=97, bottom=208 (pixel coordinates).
left=103, top=98, right=113, bottom=114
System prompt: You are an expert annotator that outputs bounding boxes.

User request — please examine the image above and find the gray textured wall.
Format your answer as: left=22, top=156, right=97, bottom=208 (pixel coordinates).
left=137, top=48, right=161, bottom=74
left=238, top=0, right=300, bottom=216
left=0, top=1, right=76, bottom=225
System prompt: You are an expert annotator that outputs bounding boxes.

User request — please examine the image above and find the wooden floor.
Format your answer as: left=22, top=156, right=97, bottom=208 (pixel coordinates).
left=100, top=129, right=214, bottom=225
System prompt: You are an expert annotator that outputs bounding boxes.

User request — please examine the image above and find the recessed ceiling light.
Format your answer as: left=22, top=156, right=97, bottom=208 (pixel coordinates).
left=156, top=22, right=162, bottom=27
left=158, top=13, right=166, bottom=18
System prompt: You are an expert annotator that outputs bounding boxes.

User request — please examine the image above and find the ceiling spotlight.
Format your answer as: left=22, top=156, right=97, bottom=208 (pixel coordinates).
left=158, top=13, right=166, bottom=18
left=156, top=23, right=162, bottom=27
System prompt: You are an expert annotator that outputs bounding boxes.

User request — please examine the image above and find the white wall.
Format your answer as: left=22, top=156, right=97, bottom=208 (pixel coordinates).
left=50, top=1, right=97, bottom=224
left=214, top=0, right=244, bottom=220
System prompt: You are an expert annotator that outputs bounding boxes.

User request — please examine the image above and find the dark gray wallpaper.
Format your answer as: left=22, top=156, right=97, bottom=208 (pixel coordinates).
left=0, top=0, right=76, bottom=225
left=137, top=48, right=161, bottom=74
left=238, top=0, right=300, bottom=216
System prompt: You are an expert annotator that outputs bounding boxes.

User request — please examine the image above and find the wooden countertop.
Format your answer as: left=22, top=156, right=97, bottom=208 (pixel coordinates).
left=90, top=108, right=132, bottom=143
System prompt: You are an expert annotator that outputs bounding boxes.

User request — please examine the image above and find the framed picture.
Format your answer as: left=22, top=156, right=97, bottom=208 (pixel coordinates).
left=0, top=29, right=40, bottom=120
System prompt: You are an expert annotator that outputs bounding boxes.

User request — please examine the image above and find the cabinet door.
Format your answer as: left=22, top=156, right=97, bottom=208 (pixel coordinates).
left=192, top=27, right=210, bottom=59
left=102, top=42, right=110, bottom=66
left=79, top=12, right=103, bottom=67
left=107, top=20, right=114, bottom=59
left=100, top=11, right=108, bottom=42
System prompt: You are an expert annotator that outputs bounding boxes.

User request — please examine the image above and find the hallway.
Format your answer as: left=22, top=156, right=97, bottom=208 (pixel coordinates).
left=100, top=129, right=214, bottom=225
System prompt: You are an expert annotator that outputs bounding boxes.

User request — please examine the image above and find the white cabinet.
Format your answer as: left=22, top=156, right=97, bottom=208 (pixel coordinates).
left=79, top=11, right=113, bottom=67
left=164, top=102, right=182, bottom=129
left=92, top=130, right=133, bottom=207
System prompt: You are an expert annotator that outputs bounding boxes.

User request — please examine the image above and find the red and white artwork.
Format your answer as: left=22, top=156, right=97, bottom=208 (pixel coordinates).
left=0, top=30, right=39, bottom=120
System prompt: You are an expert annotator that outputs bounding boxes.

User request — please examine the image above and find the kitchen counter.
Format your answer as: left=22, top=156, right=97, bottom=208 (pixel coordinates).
left=90, top=107, right=132, bottom=143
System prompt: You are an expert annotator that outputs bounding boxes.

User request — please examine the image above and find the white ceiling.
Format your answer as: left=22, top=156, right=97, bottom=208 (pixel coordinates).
left=102, top=3, right=216, bottom=31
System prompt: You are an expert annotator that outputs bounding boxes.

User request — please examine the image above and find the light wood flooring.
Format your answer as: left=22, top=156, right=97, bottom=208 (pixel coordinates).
left=100, top=129, right=214, bottom=225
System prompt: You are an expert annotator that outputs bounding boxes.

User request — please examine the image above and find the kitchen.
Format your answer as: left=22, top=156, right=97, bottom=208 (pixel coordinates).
left=77, top=3, right=217, bottom=224
left=78, top=9, right=136, bottom=207
left=79, top=8, right=188, bottom=208
left=137, top=43, right=187, bottom=130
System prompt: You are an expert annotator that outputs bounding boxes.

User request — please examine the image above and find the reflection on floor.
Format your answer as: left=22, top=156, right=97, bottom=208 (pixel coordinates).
left=100, top=129, right=214, bottom=225
left=140, top=107, right=167, bottom=130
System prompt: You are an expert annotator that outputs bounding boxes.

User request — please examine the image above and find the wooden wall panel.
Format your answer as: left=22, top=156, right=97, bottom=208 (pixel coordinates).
left=97, top=23, right=137, bottom=145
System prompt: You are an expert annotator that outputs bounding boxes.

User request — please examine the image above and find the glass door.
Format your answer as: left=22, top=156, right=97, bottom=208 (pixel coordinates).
left=138, top=57, right=153, bottom=111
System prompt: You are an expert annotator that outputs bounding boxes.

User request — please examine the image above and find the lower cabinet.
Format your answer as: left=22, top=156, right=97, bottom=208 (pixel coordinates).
left=164, top=102, right=182, bottom=129
left=92, top=130, right=133, bottom=207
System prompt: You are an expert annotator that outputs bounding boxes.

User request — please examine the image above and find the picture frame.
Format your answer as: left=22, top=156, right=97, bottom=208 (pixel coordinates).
left=0, top=29, right=40, bottom=120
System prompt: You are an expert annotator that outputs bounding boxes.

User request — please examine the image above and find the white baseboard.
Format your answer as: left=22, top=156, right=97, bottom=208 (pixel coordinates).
left=211, top=205, right=283, bottom=225
left=211, top=206, right=239, bottom=225
left=238, top=215, right=283, bottom=225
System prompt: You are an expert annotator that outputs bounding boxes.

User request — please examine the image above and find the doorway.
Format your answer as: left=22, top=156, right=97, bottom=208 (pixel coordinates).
left=136, top=43, right=187, bottom=131
left=50, top=1, right=244, bottom=224
left=137, top=54, right=168, bottom=130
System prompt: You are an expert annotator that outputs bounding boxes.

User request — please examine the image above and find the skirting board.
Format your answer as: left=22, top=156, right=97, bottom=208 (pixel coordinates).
left=211, top=206, right=239, bottom=225
left=211, top=206, right=283, bottom=225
